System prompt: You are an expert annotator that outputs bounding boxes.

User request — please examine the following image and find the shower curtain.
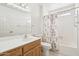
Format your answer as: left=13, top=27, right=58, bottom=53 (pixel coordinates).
left=42, top=14, right=59, bottom=50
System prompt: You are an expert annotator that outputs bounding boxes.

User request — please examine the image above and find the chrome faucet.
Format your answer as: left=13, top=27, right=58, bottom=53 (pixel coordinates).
left=24, top=34, right=27, bottom=39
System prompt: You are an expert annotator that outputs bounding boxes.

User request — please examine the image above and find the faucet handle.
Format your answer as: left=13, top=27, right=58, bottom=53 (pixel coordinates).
left=24, top=34, right=27, bottom=38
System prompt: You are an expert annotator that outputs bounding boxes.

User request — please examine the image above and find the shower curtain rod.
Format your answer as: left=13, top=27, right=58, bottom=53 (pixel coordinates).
left=49, top=6, right=79, bottom=14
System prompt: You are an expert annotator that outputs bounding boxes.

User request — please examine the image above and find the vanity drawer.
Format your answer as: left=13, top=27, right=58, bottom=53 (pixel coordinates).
left=23, top=39, right=41, bottom=54
left=0, top=47, right=22, bottom=56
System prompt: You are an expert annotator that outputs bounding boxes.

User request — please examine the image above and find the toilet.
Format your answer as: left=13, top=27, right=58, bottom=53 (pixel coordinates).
left=41, top=42, right=51, bottom=55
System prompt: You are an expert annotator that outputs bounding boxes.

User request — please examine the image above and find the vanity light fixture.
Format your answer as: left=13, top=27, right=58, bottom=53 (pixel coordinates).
left=6, top=3, right=30, bottom=12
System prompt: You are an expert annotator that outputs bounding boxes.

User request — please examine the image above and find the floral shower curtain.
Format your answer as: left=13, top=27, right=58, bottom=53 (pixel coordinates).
left=42, top=14, right=58, bottom=50
left=42, top=15, right=51, bottom=43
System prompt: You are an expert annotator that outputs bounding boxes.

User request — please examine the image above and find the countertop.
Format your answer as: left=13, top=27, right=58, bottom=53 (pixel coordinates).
left=0, top=35, right=41, bottom=53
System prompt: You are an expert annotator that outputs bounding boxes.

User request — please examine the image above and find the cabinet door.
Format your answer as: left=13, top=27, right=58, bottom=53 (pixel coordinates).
left=0, top=48, right=22, bottom=56
left=24, top=45, right=42, bottom=56
left=0, top=53, right=9, bottom=56
left=24, top=50, right=33, bottom=56
left=32, top=45, right=42, bottom=56
left=23, top=39, right=41, bottom=54
left=37, top=46, right=42, bottom=56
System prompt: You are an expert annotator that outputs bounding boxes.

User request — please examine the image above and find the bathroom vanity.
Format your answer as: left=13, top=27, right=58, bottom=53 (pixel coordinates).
left=0, top=36, right=42, bottom=56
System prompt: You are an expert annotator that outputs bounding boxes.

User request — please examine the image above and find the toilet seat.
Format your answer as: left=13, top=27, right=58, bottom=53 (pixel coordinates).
left=41, top=42, right=51, bottom=49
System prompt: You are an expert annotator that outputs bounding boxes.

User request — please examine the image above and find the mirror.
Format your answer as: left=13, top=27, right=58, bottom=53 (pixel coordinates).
left=0, top=3, right=31, bottom=37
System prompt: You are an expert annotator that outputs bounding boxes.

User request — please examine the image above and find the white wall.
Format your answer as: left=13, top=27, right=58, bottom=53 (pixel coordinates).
left=0, top=3, right=43, bottom=37
left=42, top=3, right=78, bottom=48
left=42, top=3, right=73, bottom=15
left=0, top=3, right=75, bottom=38
left=56, top=9, right=77, bottom=48
left=0, top=5, right=30, bottom=37
left=30, top=4, right=43, bottom=36
left=31, top=3, right=75, bottom=37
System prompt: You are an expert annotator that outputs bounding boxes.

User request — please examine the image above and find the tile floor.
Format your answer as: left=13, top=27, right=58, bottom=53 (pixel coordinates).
left=43, top=46, right=79, bottom=56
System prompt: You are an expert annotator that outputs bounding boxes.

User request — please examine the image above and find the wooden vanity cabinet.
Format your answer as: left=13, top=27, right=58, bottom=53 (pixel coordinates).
left=24, top=49, right=33, bottom=56
left=23, top=39, right=42, bottom=56
left=0, top=39, right=42, bottom=56
left=32, top=45, right=42, bottom=56
left=24, top=45, right=41, bottom=56
left=0, top=47, right=22, bottom=56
